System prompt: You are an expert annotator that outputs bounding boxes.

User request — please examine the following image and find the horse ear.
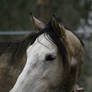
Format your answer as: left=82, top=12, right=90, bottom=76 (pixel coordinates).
left=51, top=16, right=66, bottom=38
left=30, top=14, right=45, bottom=31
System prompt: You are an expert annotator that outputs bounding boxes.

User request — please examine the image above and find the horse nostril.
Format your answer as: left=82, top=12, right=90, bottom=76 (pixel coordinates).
left=45, top=54, right=56, bottom=61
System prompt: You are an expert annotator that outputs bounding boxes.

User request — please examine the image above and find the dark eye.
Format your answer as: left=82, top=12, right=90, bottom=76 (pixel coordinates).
left=45, top=54, right=56, bottom=61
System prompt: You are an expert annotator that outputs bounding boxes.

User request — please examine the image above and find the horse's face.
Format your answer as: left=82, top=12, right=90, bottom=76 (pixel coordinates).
left=26, top=33, right=63, bottom=86
left=11, top=34, right=64, bottom=92
left=10, top=16, right=67, bottom=92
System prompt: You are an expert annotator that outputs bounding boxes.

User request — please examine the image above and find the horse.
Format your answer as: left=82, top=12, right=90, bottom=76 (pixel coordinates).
left=10, top=15, right=84, bottom=92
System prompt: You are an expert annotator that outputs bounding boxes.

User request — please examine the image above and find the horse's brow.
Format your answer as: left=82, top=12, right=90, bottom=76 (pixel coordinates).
left=36, top=34, right=54, bottom=50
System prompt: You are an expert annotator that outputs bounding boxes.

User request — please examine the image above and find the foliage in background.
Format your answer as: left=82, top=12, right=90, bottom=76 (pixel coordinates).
left=0, top=0, right=91, bottom=30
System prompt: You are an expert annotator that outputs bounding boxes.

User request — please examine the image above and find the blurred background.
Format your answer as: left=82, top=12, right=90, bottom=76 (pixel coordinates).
left=0, top=0, right=92, bottom=92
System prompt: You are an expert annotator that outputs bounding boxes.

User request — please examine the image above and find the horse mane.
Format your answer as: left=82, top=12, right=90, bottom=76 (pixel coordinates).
left=0, top=21, right=84, bottom=66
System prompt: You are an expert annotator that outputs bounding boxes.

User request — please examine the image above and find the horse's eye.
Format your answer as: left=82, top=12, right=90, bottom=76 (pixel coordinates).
left=45, top=54, right=56, bottom=61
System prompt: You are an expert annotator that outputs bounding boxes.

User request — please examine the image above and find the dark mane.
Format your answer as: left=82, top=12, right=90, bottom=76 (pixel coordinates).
left=3, top=21, right=68, bottom=66
left=0, top=21, right=84, bottom=66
